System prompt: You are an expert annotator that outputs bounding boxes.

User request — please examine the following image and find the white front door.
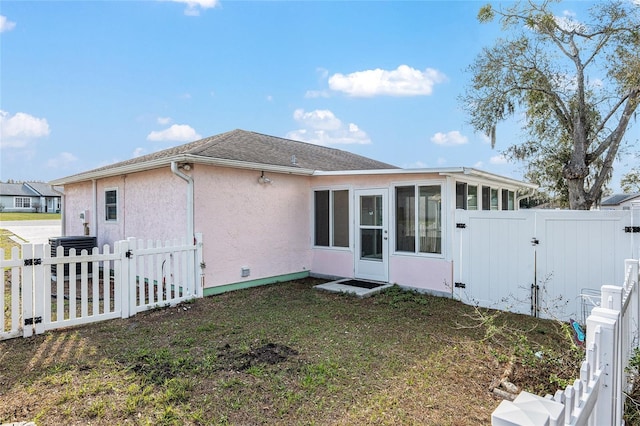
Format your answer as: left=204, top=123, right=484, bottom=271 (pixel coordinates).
left=355, top=189, right=389, bottom=282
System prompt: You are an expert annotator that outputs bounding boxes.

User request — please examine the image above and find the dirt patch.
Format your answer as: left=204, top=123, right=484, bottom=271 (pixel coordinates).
left=218, top=342, right=299, bottom=371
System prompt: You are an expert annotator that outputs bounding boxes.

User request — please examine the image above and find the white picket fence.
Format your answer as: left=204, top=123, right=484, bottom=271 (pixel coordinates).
left=492, top=258, right=640, bottom=425
left=1, top=234, right=203, bottom=340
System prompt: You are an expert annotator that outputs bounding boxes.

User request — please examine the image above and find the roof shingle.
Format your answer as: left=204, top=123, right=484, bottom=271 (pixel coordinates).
left=71, top=129, right=397, bottom=179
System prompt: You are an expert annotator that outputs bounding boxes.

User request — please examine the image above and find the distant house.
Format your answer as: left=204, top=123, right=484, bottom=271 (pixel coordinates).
left=600, top=193, right=640, bottom=210
left=50, top=129, right=536, bottom=296
left=0, top=182, right=63, bottom=213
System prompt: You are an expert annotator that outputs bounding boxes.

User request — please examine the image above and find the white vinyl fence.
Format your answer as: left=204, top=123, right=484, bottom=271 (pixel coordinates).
left=454, top=208, right=640, bottom=321
left=1, top=234, right=203, bottom=340
left=492, top=258, right=640, bottom=425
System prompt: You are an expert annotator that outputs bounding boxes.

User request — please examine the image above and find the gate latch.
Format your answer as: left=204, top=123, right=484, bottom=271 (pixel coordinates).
left=625, top=226, right=640, bottom=233
left=23, top=258, right=42, bottom=266
left=125, top=250, right=133, bottom=259
left=531, top=238, right=540, bottom=246
left=454, top=282, right=466, bottom=289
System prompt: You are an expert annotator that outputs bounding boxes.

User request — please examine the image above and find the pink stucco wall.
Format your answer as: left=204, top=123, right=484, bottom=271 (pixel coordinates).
left=388, top=255, right=453, bottom=294
left=193, top=166, right=313, bottom=288
left=60, top=167, right=469, bottom=295
left=309, top=172, right=453, bottom=294
left=62, top=181, right=92, bottom=238
left=311, top=249, right=354, bottom=278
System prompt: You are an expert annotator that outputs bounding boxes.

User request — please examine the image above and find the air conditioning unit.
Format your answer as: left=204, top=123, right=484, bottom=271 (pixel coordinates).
left=50, top=236, right=97, bottom=277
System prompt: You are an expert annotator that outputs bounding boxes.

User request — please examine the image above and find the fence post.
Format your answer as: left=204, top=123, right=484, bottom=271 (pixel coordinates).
left=602, top=285, right=623, bottom=311
left=587, top=307, right=622, bottom=425
left=118, top=239, right=130, bottom=319
left=127, top=237, right=138, bottom=317
left=195, top=233, right=203, bottom=298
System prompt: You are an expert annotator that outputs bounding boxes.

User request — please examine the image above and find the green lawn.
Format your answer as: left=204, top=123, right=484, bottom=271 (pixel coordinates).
left=0, top=279, right=582, bottom=425
left=0, top=212, right=61, bottom=221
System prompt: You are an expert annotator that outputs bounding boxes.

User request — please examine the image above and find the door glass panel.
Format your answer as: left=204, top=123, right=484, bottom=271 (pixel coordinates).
left=360, top=229, right=383, bottom=261
left=360, top=195, right=382, bottom=226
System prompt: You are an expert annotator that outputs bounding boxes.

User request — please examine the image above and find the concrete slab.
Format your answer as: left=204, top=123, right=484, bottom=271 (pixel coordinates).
left=0, top=220, right=62, bottom=245
left=314, top=279, right=393, bottom=298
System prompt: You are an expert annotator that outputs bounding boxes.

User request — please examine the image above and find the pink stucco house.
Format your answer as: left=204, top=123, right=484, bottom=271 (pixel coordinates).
left=50, top=129, right=535, bottom=297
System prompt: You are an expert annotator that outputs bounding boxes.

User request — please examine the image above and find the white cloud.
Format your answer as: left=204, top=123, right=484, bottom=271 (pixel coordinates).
left=554, top=10, right=586, bottom=32
left=328, top=65, right=446, bottom=97
left=147, top=124, right=201, bottom=142
left=46, top=152, right=78, bottom=169
left=437, top=157, right=447, bottom=165
left=430, top=130, right=468, bottom=146
left=0, top=110, right=50, bottom=148
left=157, top=117, right=172, bottom=125
left=490, top=155, right=508, bottom=165
left=266, top=95, right=273, bottom=102
left=293, top=109, right=342, bottom=131
left=164, top=0, right=219, bottom=16
left=287, top=109, right=371, bottom=145
left=474, top=161, right=484, bottom=168
left=132, top=147, right=146, bottom=157
left=0, top=15, right=16, bottom=33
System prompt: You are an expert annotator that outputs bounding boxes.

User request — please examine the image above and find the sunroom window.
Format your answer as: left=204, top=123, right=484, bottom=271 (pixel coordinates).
left=396, top=185, right=441, bottom=254
left=456, top=182, right=467, bottom=209
left=456, top=182, right=479, bottom=210
left=502, top=189, right=515, bottom=210
left=314, top=189, right=349, bottom=248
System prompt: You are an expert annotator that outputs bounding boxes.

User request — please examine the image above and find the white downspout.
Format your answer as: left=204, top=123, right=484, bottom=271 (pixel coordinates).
left=92, top=179, right=97, bottom=237
left=171, top=161, right=194, bottom=242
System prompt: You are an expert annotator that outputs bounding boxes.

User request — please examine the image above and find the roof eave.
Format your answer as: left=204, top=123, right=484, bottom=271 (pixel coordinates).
left=449, top=168, right=538, bottom=189
left=49, top=154, right=316, bottom=185
left=314, top=167, right=537, bottom=189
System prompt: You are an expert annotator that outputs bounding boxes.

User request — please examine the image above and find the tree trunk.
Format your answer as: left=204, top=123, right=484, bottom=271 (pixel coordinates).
left=564, top=161, right=591, bottom=210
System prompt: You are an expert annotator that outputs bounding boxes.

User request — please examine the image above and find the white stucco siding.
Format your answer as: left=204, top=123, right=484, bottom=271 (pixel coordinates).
left=194, top=166, right=313, bottom=288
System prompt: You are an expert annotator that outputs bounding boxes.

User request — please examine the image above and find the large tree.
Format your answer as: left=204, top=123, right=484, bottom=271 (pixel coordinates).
left=462, top=0, right=639, bottom=209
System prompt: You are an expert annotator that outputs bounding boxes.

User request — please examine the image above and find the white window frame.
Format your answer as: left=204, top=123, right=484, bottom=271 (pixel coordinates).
left=14, top=197, right=31, bottom=209
left=312, top=187, right=351, bottom=250
left=104, top=188, right=118, bottom=222
left=392, top=181, right=444, bottom=258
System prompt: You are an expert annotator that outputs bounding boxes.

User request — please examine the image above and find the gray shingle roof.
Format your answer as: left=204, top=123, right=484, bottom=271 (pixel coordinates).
left=0, top=183, right=37, bottom=197
left=601, top=193, right=640, bottom=206
left=0, top=182, right=63, bottom=197
left=73, top=129, right=397, bottom=178
left=24, top=182, right=63, bottom=197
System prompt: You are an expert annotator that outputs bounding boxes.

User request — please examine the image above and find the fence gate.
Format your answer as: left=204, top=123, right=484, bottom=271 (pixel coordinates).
left=454, top=209, right=637, bottom=321
left=1, top=234, right=203, bottom=340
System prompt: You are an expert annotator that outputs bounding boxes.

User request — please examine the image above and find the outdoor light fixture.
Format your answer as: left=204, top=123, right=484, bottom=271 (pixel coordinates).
left=258, top=171, right=272, bottom=184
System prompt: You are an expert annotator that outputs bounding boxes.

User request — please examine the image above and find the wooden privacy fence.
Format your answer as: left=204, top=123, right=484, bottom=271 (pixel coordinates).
left=492, top=259, right=640, bottom=425
left=1, top=234, right=203, bottom=340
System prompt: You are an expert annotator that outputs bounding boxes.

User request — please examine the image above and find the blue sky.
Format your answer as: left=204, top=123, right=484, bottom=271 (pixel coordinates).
left=0, top=0, right=633, bottom=190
